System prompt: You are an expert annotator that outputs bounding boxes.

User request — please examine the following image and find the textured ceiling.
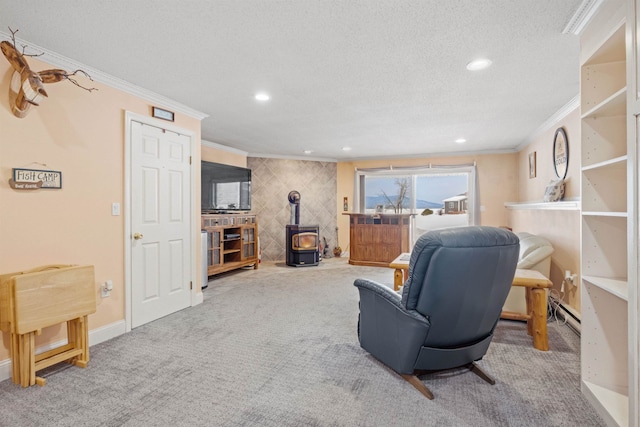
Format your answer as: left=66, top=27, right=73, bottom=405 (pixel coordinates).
left=0, top=1, right=582, bottom=161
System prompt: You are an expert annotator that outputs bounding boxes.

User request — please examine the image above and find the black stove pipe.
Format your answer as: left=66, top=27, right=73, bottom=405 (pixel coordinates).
left=288, top=190, right=301, bottom=225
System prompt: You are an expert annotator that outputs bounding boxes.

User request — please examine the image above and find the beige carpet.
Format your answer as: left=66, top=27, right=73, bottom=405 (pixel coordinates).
left=0, top=257, right=603, bottom=426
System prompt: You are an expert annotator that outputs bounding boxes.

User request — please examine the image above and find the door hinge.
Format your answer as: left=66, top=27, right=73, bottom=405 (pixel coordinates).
left=189, top=156, right=192, bottom=165
left=190, top=281, right=193, bottom=290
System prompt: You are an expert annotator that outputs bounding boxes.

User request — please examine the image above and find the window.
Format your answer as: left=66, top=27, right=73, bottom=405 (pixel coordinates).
left=363, top=175, right=411, bottom=214
left=355, top=164, right=478, bottom=246
left=414, top=173, right=469, bottom=241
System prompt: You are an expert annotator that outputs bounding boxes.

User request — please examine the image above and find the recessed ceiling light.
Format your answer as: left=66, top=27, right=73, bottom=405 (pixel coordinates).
left=455, top=138, right=467, bottom=144
left=255, top=93, right=270, bottom=101
left=342, top=147, right=352, bottom=151
left=466, top=58, right=492, bottom=71
left=303, top=150, right=313, bottom=154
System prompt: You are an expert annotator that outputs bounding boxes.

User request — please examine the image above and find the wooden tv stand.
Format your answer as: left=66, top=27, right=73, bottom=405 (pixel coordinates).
left=201, top=213, right=258, bottom=277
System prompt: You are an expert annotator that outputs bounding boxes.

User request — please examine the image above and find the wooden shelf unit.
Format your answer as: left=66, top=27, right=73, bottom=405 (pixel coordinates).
left=201, top=213, right=258, bottom=277
left=580, top=3, right=638, bottom=424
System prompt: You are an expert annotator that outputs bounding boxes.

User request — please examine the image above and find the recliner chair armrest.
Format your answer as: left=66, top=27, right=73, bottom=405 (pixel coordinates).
left=354, top=277, right=402, bottom=303
left=354, top=278, right=430, bottom=325
left=354, top=278, right=431, bottom=373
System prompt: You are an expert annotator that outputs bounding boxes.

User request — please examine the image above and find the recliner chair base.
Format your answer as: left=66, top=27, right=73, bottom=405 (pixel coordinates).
left=400, top=362, right=496, bottom=400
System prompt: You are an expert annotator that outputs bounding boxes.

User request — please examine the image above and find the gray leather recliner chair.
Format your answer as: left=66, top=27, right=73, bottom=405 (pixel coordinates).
left=354, top=226, right=519, bottom=399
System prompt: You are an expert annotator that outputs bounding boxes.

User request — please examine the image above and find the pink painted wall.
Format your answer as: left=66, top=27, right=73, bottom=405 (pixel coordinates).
left=0, top=56, right=201, bottom=362
left=508, top=107, right=582, bottom=314
left=517, top=108, right=580, bottom=202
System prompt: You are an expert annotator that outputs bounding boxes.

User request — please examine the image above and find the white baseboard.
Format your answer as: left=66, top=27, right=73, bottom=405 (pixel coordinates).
left=88, top=320, right=127, bottom=346
left=558, top=303, right=581, bottom=334
left=0, top=319, right=127, bottom=384
left=193, top=291, right=204, bottom=306
left=0, top=355, right=12, bottom=382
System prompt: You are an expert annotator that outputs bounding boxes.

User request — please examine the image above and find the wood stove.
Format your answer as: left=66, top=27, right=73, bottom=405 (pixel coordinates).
left=286, top=224, right=319, bottom=267
left=285, top=190, right=319, bottom=267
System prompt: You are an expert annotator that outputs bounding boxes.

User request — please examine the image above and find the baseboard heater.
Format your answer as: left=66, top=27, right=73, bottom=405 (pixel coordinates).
left=549, top=296, right=581, bottom=335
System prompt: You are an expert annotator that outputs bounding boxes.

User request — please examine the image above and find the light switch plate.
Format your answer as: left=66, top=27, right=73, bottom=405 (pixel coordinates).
left=112, top=202, right=121, bottom=216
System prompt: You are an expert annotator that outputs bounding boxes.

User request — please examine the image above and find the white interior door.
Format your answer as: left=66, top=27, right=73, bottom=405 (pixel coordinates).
left=130, top=120, right=191, bottom=328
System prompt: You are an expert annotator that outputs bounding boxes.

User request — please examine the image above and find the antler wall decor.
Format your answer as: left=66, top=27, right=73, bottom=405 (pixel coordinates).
left=1, top=27, right=97, bottom=118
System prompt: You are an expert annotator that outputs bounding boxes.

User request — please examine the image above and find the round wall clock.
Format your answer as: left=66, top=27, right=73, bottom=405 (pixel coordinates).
left=553, top=127, right=569, bottom=179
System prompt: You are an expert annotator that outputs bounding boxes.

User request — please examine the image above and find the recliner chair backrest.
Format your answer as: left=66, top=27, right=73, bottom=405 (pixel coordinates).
left=401, top=226, right=519, bottom=348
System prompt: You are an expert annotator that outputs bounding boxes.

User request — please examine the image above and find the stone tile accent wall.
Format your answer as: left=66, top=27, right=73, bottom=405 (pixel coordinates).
left=248, top=157, right=337, bottom=262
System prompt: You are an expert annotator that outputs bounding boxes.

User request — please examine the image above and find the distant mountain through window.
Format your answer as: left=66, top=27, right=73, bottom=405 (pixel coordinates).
left=365, top=195, right=443, bottom=209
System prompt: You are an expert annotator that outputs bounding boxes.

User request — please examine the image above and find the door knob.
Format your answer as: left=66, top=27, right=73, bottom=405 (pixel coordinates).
left=133, top=233, right=144, bottom=240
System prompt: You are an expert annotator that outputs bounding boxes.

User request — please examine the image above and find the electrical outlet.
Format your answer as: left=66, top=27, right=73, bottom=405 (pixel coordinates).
left=564, top=270, right=575, bottom=285
left=101, top=280, right=113, bottom=298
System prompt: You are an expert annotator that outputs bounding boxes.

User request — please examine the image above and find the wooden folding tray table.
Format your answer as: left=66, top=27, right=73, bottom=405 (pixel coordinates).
left=0, top=264, right=96, bottom=387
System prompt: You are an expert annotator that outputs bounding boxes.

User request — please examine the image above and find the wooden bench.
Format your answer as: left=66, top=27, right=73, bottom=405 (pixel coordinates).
left=0, top=264, right=96, bottom=387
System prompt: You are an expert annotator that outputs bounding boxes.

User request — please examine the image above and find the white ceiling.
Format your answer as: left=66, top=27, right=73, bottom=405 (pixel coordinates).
left=0, top=1, right=583, bottom=161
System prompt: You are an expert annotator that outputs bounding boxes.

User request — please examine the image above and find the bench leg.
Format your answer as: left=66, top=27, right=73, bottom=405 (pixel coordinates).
left=530, top=288, right=549, bottom=351
left=525, top=288, right=533, bottom=336
left=393, top=268, right=404, bottom=291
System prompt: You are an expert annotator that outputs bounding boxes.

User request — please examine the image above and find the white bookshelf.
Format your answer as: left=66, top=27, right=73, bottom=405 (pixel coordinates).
left=582, top=275, right=628, bottom=301
left=582, top=86, right=627, bottom=118
left=581, top=211, right=628, bottom=217
left=582, top=155, right=628, bottom=171
left=627, top=0, right=640, bottom=425
left=583, top=381, right=629, bottom=427
left=580, top=5, right=636, bottom=424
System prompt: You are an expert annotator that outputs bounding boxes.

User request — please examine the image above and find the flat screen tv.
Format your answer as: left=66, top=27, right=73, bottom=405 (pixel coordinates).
left=201, top=161, right=251, bottom=212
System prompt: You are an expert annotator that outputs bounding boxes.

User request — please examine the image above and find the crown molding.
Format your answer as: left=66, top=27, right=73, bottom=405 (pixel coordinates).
left=516, top=94, right=580, bottom=152
left=341, top=147, right=519, bottom=163
left=247, top=151, right=338, bottom=162
left=0, top=31, right=208, bottom=121
left=562, top=0, right=604, bottom=35
left=204, top=141, right=517, bottom=163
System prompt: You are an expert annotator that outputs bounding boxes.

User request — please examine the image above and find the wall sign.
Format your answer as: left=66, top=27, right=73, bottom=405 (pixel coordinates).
left=553, top=127, right=569, bottom=179
left=152, top=106, right=175, bottom=121
left=9, top=168, right=62, bottom=190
